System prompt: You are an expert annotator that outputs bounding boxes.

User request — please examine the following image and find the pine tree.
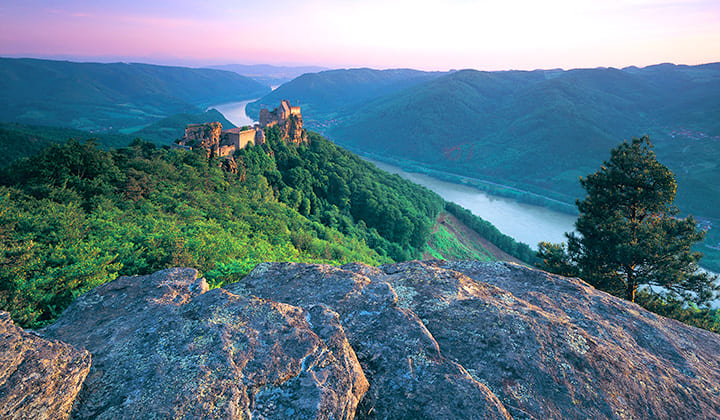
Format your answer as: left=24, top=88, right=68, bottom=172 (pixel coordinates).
left=558, top=136, right=715, bottom=304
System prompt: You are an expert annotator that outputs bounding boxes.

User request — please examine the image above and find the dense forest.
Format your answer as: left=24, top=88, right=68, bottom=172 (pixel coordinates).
left=0, top=131, right=538, bottom=329
left=0, top=122, right=133, bottom=167
left=1, top=57, right=718, bottom=334
left=247, top=128, right=443, bottom=261
left=329, top=65, right=720, bottom=217
left=1, top=129, right=718, bottom=335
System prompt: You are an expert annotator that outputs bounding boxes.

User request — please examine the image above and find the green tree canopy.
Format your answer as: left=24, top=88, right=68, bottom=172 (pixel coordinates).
left=541, top=136, right=716, bottom=305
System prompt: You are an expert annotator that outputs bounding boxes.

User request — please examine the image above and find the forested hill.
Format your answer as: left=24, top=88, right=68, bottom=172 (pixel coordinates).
left=0, top=130, right=535, bottom=329
left=325, top=63, right=720, bottom=221
left=0, top=58, right=270, bottom=133
left=245, top=68, right=448, bottom=129
left=0, top=109, right=236, bottom=166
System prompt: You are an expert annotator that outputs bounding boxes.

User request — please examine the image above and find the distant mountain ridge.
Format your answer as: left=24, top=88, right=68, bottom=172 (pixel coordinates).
left=207, top=63, right=329, bottom=86
left=0, top=57, right=270, bottom=133
left=245, top=68, right=450, bottom=129
left=2, top=58, right=718, bottom=266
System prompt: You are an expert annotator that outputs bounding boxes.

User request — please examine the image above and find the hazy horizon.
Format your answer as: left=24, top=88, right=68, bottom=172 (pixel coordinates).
left=3, top=53, right=719, bottom=74
left=2, top=0, right=718, bottom=72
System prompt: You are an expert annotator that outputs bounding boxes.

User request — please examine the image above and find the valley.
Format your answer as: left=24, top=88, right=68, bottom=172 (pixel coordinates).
left=0, top=58, right=270, bottom=134
left=248, top=63, right=720, bottom=271
left=368, top=158, right=577, bottom=248
left=3, top=0, right=720, bottom=417
left=2, top=57, right=720, bottom=420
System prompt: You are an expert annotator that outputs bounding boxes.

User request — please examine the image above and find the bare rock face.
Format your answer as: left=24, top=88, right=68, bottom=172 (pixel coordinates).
left=179, top=122, right=223, bottom=157
left=227, top=261, right=720, bottom=419
left=42, top=268, right=368, bottom=419
left=282, top=114, right=307, bottom=144
left=430, top=260, right=720, bottom=419
left=226, top=262, right=512, bottom=419
left=0, top=311, right=90, bottom=420
left=15, top=261, right=720, bottom=419
left=221, top=155, right=238, bottom=174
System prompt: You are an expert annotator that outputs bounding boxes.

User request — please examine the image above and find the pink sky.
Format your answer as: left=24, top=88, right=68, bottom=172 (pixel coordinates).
left=1, top=0, right=719, bottom=70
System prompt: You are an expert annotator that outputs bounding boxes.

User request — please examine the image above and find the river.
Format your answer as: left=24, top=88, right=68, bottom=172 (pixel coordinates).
left=367, top=159, right=577, bottom=249
left=210, top=101, right=713, bottom=271
left=209, top=84, right=281, bottom=127
left=207, top=100, right=720, bottom=305
left=208, top=99, right=258, bottom=127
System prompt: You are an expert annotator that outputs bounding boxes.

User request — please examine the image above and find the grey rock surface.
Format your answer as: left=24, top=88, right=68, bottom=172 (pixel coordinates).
left=228, top=260, right=720, bottom=419
left=9, top=260, right=719, bottom=419
left=0, top=311, right=90, bottom=420
left=42, top=268, right=368, bottom=419
left=227, top=262, right=513, bottom=419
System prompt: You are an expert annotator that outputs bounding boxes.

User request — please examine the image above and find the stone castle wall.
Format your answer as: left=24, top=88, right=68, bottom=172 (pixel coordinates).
left=237, top=129, right=257, bottom=149
left=259, top=100, right=299, bottom=129
left=177, top=100, right=302, bottom=159
left=218, top=144, right=236, bottom=157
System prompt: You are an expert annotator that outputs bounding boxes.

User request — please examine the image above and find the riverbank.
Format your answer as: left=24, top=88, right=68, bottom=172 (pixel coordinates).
left=363, top=157, right=577, bottom=249
left=338, top=144, right=578, bottom=214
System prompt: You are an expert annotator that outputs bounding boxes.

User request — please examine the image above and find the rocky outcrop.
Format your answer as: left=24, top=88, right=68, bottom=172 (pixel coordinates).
left=280, top=113, right=306, bottom=144
left=229, top=261, right=720, bottom=419
left=387, top=260, right=720, bottom=419
left=0, top=311, right=90, bottom=420
left=6, top=261, right=720, bottom=419
left=42, top=268, right=368, bottom=419
left=221, top=155, right=238, bottom=174
left=179, top=122, right=223, bottom=157
left=227, top=262, right=511, bottom=419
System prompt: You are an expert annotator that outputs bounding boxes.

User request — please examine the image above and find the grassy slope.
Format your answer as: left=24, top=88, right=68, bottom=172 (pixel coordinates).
left=1, top=133, right=520, bottom=327
left=425, top=212, right=525, bottom=264
left=0, top=120, right=526, bottom=271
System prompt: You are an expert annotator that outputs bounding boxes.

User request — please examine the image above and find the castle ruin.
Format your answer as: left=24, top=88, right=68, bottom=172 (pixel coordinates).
left=259, top=99, right=301, bottom=128
left=174, top=123, right=264, bottom=158
left=258, top=99, right=306, bottom=144
left=173, top=100, right=305, bottom=158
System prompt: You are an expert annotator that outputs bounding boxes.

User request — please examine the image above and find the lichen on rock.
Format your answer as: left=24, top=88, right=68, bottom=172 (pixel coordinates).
left=0, top=311, right=90, bottom=420
left=41, top=268, right=367, bottom=419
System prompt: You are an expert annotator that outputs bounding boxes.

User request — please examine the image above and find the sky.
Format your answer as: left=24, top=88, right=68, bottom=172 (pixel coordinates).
left=1, top=0, right=719, bottom=71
